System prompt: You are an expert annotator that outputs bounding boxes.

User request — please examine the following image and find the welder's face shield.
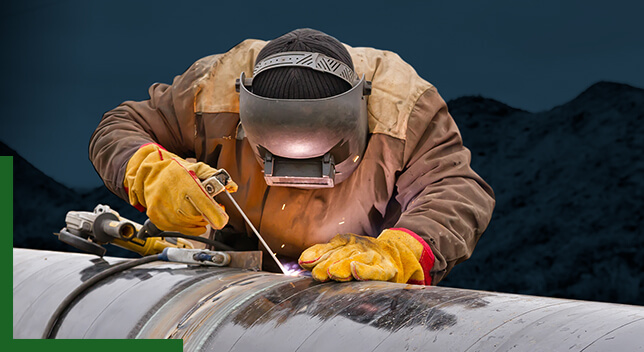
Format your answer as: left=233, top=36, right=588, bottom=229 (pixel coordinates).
left=236, top=72, right=371, bottom=188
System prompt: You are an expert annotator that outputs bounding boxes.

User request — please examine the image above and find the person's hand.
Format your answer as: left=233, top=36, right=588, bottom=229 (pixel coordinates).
left=124, top=143, right=237, bottom=236
left=298, top=229, right=434, bottom=284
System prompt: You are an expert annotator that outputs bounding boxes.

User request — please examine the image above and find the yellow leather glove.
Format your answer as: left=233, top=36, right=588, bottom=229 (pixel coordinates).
left=299, top=228, right=434, bottom=284
left=124, top=143, right=237, bottom=236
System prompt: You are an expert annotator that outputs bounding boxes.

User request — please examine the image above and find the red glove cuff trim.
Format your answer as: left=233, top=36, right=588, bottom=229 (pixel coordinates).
left=139, top=142, right=166, bottom=150
left=389, top=228, right=435, bottom=285
left=123, top=186, right=146, bottom=212
left=138, top=142, right=167, bottom=160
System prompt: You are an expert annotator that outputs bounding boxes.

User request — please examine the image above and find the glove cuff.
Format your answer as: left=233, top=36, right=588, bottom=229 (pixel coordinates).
left=124, top=143, right=167, bottom=211
left=388, top=228, right=435, bottom=285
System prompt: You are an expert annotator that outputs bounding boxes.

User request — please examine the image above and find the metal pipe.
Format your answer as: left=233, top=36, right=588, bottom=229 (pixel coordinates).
left=13, top=248, right=644, bottom=351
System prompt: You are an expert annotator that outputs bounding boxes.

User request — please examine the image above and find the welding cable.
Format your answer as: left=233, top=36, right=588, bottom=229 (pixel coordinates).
left=145, top=232, right=234, bottom=251
left=136, top=220, right=234, bottom=251
left=42, top=254, right=161, bottom=339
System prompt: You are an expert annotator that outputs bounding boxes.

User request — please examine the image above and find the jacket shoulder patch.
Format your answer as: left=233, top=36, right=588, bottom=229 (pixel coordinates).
left=194, top=39, right=267, bottom=114
left=348, top=46, right=433, bottom=140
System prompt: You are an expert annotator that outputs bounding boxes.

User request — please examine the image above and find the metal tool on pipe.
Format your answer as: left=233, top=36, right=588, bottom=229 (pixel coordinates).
left=202, top=173, right=288, bottom=274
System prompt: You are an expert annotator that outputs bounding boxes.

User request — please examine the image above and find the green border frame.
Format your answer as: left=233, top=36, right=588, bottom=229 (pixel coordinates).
left=5, top=157, right=181, bottom=351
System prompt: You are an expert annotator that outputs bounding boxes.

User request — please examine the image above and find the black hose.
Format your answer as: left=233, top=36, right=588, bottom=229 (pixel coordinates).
left=137, top=219, right=234, bottom=251
left=148, top=232, right=234, bottom=251
left=42, top=254, right=161, bottom=339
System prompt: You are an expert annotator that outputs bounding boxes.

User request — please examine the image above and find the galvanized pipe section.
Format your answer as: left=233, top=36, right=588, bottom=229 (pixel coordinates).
left=13, top=248, right=644, bottom=351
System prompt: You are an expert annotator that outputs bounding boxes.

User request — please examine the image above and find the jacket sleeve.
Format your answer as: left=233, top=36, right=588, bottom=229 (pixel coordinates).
left=393, top=87, right=495, bottom=284
left=89, top=59, right=210, bottom=200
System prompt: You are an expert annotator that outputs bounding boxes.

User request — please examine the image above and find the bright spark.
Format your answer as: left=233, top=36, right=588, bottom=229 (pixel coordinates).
left=282, top=261, right=307, bottom=277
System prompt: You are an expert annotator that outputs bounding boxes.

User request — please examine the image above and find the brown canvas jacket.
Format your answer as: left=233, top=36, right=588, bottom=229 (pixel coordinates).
left=89, top=40, right=495, bottom=284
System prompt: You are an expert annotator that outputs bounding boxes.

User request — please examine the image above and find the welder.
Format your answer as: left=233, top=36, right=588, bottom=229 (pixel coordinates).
left=89, top=28, right=495, bottom=285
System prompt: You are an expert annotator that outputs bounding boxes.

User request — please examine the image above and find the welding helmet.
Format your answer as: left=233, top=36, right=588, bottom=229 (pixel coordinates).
left=236, top=50, right=371, bottom=188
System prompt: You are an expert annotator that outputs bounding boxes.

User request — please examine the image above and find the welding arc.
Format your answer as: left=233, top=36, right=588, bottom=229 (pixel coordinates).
left=223, top=190, right=287, bottom=274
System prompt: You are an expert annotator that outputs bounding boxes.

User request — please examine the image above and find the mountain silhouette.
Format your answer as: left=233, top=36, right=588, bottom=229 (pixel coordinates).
left=3, top=141, right=145, bottom=257
left=5, top=81, right=644, bottom=305
left=444, top=81, right=644, bottom=305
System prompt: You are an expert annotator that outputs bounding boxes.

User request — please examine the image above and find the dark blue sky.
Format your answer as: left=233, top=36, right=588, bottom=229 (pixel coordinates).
left=2, top=0, right=643, bottom=189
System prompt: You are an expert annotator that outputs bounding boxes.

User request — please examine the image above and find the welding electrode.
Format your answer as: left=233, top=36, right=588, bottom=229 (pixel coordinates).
left=222, top=189, right=287, bottom=274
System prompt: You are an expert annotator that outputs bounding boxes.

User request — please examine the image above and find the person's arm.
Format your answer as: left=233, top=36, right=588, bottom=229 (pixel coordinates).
left=89, top=57, right=237, bottom=235
left=394, top=87, right=496, bottom=285
left=89, top=58, right=211, bottom=200
left=298, top=87, right=494, bottom=286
